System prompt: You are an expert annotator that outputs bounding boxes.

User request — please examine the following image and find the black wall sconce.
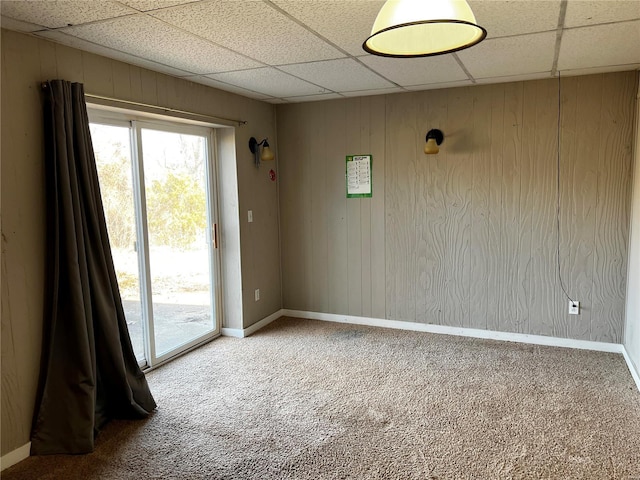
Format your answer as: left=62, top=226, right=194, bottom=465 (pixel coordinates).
left=424, top=129, right=444, bottom=155
left=249, top=137, right=275, bottom=167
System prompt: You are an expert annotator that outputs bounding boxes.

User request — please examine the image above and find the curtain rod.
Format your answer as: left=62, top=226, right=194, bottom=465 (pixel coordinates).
left=41, top=82, right=247, bottom=126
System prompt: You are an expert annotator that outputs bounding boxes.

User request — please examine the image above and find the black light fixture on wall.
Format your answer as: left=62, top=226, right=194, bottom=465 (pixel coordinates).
left=249, top=137, right=275, bottom=168
left=424, top=129, right=444, bottom=154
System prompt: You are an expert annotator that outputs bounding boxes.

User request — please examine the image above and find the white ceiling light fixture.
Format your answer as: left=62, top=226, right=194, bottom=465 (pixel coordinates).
left=363, top=0, right=487, bottom=58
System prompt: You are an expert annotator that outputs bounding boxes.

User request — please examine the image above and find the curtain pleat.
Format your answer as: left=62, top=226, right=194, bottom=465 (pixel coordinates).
left=31, top=80, right=156, bottom=455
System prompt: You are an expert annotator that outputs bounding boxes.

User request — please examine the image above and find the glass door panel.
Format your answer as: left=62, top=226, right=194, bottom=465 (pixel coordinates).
left=90, top=123, right=146, bottom=364
left=140, top=128, right=215, bottom=357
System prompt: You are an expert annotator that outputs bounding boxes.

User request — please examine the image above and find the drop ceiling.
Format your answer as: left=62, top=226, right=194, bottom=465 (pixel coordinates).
left=2, top=0, right=639, bottom=104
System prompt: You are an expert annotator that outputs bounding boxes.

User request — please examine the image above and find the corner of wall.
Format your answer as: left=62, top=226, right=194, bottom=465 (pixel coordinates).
left=217, top=128, right=243, bottom=330
left=0, top=443, right=31, bottom=472
left=623, top=72, right=640, bottom=377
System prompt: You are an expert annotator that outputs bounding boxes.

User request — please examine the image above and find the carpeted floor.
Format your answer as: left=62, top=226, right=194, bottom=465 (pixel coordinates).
left=4, top=316, right=640, bottom=479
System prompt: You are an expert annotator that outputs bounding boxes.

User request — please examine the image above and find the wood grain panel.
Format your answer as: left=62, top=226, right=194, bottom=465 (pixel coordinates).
left=468, top=85, right=493, bottom=330
left=444, top=87, right=474, bottom=328
left=517, top=81, right=536, bottom=336
left=54, top=43, right=84, bottom=82
left=111, top=61, right=132, bottom=101
left=0, top=292, right=28, bottom=454
left=155, top=73, right=169, bottom=107
left=557, top=75, right=578, bottom=340
left=159, top=74, right=178, bottom=110
left=498, top=82, right=524, bottom=333
left=529, top=79, right=559, bottom=337
left=591, top=73, right=635, bottom=342
left=346, top=98, right=363, bottom=316
left=624, top=83, right=640, bottom=368
left=82, top=52, right=114, bottom=96
left=300, top=105, right=315, bottom=310
left=38, top=39, right=58, bottom=79
left=1, top=31, right=44, bottom=455
left=279, top=104, right=306, bottom=309
left=325, top=100, right=349, bottom=314
left=276, top=72, right=635, bottom=343
left=360, top=98, right=373, bottom=318
left=139, top=68, right=158, bottom=106
left=563, top=75, right=599, bottom=340
left=486, top=84, right=505, bottom=332
left=385, top=92, right=418, bottom=322
left=369, top=95, right=386, bottom=319
left=415, top=90, right=449, bottom=326
left=309, top=102, right=328, bottom=312
left=547, top=78, right=565, bottom=337
left=414, top=91, right=433, bottom=324
left=128, top=65, right=143, bottom=102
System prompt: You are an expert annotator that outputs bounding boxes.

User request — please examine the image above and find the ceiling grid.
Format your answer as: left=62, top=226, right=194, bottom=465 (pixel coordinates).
left=0, top=0, right=638, bottom=103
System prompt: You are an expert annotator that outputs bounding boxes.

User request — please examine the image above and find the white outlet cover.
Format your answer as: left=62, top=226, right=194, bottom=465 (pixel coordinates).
left=248, top=210, right=253, bottom=223
left=569, top=301, right=580, bottom=315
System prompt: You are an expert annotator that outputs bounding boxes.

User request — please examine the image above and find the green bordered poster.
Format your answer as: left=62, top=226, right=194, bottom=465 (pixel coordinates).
left=346, top=155, right=372, bottom=198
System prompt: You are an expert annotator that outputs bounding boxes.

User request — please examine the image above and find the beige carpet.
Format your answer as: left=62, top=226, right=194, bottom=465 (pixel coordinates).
left=4, top=316, right=640, bottom=479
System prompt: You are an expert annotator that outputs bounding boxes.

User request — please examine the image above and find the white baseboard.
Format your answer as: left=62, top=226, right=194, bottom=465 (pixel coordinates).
left=1, top=442, right=30, bottom=471
left=221, top=309, right=284, bottom=338
left=622, top=346, right=640, bottom=392
left=220, top=327, right=243, bottom=338
left=224, top=309, right=636, bottom=393
left=281, top=309, right=624, bottom=354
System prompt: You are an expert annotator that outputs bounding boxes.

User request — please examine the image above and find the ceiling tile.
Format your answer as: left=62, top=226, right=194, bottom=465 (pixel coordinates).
left=272, top=0, right=385, bottom=56
left=119, top=0, right=199, bottom=12
left=0, top=0, right=137, bottom=29
left=564, top=0, right=640, bottom=28
left=341, top=87, right=407, bottom=97
left=0, top=16, right=44, bottom=33
left=279, top=59, right=393, bottom=92
left=36, top=30, right=194, bottom=77
left=61, top=14, right=261, bottom=75
left=283, top=93, right=344, bottom=103
left=469, top=0, right=560, bottom=38
left=558, top=21, right=640, bottom=71
left=359, top=54, right=468, bottom=87
left=2, top=0, right=637, bottom=102
left=189, top=75, right=274, bottom=101
left=457, top=32, right=556, bottom=79
left=207, top=68, right=329, bottom=98
left=151, top=1, right=344, bottom=65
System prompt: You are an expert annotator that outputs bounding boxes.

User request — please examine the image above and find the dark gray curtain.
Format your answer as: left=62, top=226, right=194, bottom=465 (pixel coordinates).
left=31, top=80, right=156, bottom=455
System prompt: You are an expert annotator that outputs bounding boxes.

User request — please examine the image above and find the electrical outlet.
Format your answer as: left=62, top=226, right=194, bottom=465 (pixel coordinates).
left=255, top=289, right=260, bottom=301
left=248, top=210, right=253, bottom=223
left=569, top=301, right=580, bottom=315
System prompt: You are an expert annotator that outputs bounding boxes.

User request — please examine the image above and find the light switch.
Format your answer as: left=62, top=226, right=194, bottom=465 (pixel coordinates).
left=248, top=210, right=253, bottom=223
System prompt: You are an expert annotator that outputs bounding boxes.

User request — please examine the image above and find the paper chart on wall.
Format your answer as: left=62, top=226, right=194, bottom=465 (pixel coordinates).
left=346, top=155, right=372, bottom=198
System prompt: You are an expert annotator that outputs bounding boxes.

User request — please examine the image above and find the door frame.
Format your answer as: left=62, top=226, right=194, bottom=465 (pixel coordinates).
left=88, top=107, right=223, bottom=369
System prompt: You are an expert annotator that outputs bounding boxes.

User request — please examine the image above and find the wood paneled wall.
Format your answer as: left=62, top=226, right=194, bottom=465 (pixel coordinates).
left=277, top=72, right=637, bottom=343
left=624, top=77, right=640, bottom=373
left=1, top=29, right=280, bottom=456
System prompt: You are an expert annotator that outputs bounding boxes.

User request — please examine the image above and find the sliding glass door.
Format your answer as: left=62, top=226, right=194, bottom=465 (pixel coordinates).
left=90, top=113, right=221, bottom=367
left=90, top=122, right=147, bottom=361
